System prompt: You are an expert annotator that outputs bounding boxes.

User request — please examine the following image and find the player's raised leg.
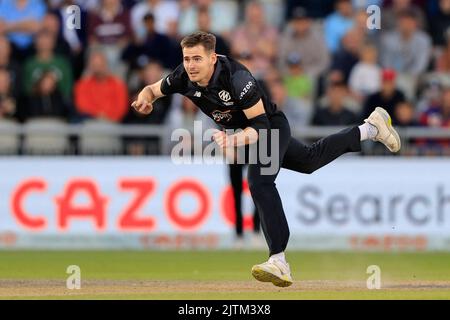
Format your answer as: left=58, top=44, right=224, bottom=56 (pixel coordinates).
left=363, top=107, right=401, bottom=152
left=281, top=107, right=401, bottom=174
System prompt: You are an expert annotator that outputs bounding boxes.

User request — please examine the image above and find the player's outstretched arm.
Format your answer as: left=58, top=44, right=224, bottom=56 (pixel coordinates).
left=131, top=79, right=165, bottom=115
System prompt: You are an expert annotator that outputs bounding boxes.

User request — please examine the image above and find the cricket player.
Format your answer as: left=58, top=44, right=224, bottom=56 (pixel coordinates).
left=131, top=31, right=401, bottom=287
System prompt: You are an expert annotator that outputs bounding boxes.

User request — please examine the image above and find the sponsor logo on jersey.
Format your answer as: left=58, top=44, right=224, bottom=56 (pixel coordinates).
left=211, top=110, right=232, bottom=122
left=166, top=77, right=171, bottom=86
left=239, top=81, right=254, bottom=99
left=194, top=91, right=201, bottom=97
left=218, top=90, right=231, bottom=102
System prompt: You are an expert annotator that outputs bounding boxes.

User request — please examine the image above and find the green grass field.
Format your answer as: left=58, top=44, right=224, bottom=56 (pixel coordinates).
left=0, top=250, right=450, bottom=299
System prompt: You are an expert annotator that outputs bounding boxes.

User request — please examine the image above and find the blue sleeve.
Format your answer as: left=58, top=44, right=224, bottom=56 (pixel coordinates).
left=0, top=2, right=8, bottom=19
left=32, top=0, right=47, bottom=20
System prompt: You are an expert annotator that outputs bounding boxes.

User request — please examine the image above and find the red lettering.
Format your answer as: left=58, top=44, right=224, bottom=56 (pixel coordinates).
left=117, top=179, right=157, bottom=231
left=165, top=179, right=211, bottom=231
left=55, top=179, right=107, bottom=231
left=220, top=180, right=254, bottom=230
left=11, top=179, right=47, bottom=230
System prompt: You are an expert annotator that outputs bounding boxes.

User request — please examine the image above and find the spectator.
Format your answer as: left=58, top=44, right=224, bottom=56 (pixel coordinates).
left=48, top=0, right=99, bottom=12
left=416, top=76, right=443, bottom=114
left=40, top=13, right=71, bottom=56
left=418, top=87, right=450, bottom=149
left=235, top=51, right=271, bottom=101
left=323, top=0, right=354, bottom=53
left=361, top=69, right=406, bottom=122
left=0, top=0, right=47, bottom=60
left=382, top=0, right=426, bottom=31
left=331, top=28, right=365, bottom=83
left=0, top=68, right=16, bottom=120
left=349, top=44, right=381, bottom=101
left=74, top=50, right=128, bottom=122
left=270, top=79, right=313, bottom=126
left=231, top=0, right=279, bottom=76
left=125, top=61, right=172, bottom=125
left=163, top=18, right=183, bottom=70
left=122, top=13, right=173, bottom=71
left=282, top=52, right=313, bottom=100
left=435, top=28, right=450, bottom=72
left=178, top=0, right=238, bottom=38
left=278, top=7, right=330, bottom=78
left=393, top=100, right=421, bottom=154
left=428, top=0, right=450, bottom=46
left=88, top=0, right=132, bottom=78
left=394, top=100, right=420, bottom=126
left=131, top=0, right=179, bottom=42
left=285, top=0, right=335, bottom=20
left=88, top=0, right=131, bottom=46
left=123, top=61, right=172, bottom=155
left=197, top=7, right=230, bottom=56
left=352, top=9, right=380, bottom=46
left=312, top=81, right=358, bottom=125
left=0, top=36, right=22, bottom=97
left=23, top=30, right=73, bottom=100
left=380, top=8, right=432, bottom=76
left=21, top=70, right=72, bottom=120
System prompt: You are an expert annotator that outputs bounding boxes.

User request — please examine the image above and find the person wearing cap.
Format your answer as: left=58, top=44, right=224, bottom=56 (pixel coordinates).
left=282, top=52, right=313, bottom=99
left=279, top=6, right=330, bottom=78
left=361, top=68, right=406, bottom=123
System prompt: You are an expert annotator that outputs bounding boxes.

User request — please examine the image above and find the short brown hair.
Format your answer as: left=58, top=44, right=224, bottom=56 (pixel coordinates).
left=180, top=31, right=216, bottom=52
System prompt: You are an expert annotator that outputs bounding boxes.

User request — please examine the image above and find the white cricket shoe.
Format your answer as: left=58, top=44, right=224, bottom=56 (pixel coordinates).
left=251, top=258, right=293, bottom=287
left=365, top=107, right=401, bottom=153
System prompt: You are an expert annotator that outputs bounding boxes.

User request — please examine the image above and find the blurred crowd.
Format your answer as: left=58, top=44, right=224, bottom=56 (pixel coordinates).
left=1, top=0, right=450, bottom=155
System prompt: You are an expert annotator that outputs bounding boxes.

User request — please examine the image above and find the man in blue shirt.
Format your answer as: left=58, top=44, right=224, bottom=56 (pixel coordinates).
left=0, top=0, right=47, bottom=54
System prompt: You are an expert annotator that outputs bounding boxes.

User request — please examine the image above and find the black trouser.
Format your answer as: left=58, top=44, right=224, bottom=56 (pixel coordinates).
left=247, top=111, right=361, bottom=256
left=229, top=164, right=260, bottom=237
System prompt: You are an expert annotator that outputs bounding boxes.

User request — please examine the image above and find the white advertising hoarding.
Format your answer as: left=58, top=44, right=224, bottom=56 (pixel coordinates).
left=0, top=157, right=449, bottom=251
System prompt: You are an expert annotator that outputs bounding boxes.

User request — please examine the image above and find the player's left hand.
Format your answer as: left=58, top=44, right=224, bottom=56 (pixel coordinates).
left=213, top=130, right=231, bottom=148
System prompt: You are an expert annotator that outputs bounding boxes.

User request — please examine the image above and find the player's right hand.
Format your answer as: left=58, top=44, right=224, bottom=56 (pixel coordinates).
left=131, top=99, right=153, bottom=114
left=131, top=97, right=153, bottom=115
